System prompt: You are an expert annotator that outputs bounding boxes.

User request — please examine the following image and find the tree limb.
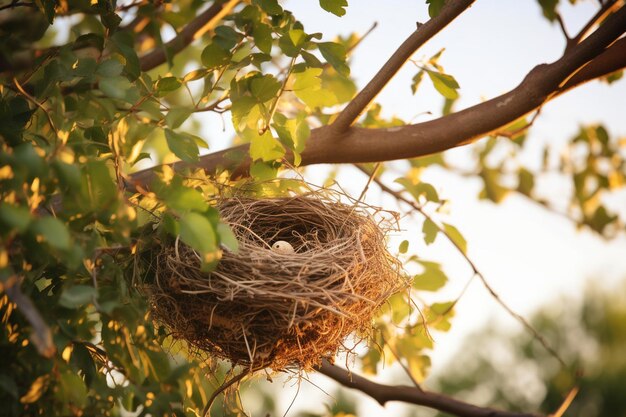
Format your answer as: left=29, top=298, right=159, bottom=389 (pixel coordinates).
left=315, top=359, right=541, bottom=417
left=139, top=0, right=241, bottom=72
left=331, top=0, right=475, bottom=132
left=2, top=275, right=56, bottom=358
left=129, top=5, right=626, bottom=189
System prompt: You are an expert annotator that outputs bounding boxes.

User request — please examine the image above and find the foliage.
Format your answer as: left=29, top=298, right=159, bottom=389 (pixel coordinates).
left=0, top=0, right=624, bottom=416
left=433, top=283, right=626, bottom=417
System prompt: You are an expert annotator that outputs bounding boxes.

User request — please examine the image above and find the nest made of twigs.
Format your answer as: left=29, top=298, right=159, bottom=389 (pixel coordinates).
left=142, top=192, right=405, bottom=371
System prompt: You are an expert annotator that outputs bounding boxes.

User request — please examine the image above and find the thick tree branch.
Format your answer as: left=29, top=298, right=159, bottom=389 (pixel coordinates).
left=331, top=0, right=475, bottom=132
left=139, top=0, right=241, bottom=72
left=558, top=36, right=626, bottom=92
left=316, top=359, right=541, bottom=417
left=129, top=6, right=626, bottom=189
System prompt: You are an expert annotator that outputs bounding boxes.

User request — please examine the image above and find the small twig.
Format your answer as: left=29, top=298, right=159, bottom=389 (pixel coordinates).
left=354, top=164, right=568, bottom=370
left=382, top=334, right=423, bottom=391
left=3, top=275, right=56, bottom=358
left=202, top=368, right=250, bottom=417
left=330, top=0, right=475, bottom=132
left=355, top=163, right=381, bottom=204
left=13, top=77, right=58, bottom=135
left=568, top=0, right=618, bottom=49
left=493, top=108, right=542, bottom=139
left=550, top=385, right=579, bottom=417
left=555, top=13, right=572, bottom=47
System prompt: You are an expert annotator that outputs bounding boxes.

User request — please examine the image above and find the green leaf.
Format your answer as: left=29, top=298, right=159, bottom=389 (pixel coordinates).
left=155, top=76, right=182, bottom=96
left=254, top=0, right=282, bottom=15
left=289, top=29, right=306, bottom=48
left=425, top=0, right=445, bottom=18
left=399, top=240, right=409, bottom=254
left=442, top=223, right=467, bottom=254
left=319, top=0, right=348, bottom=16
left=422, top=218, right=438, bottom=245
left=214, top=25, right=243, bottom=50
left=52, top=159, right=80, bottom=191
left=165, top=186, right=208, bottom=213
left=413, top=260, right=447, bottom=291
left=253, top=23, right=273, bottom=54
left=250, top=161, right=278, bottom=181
left=250, top=74, right=281, bottom=102
left=479, top=168, right=509, bottom=203
left=411, top=70, right=424, bottom=94
left=165, top=129, right=199, bottom=163
left=56, top=370, right=87, bottom=409
left=245, top=129, right=285, bottom=162
left=292, top=68, right=336, bottom=108
left=201, top=43, right=231, bottom=70
left=517, top=168, right=535, bottom=196
left=426, top=69, right=460, bottom=99
left=99, top=76, right=133, bottom=101
left=395, top=178, right=439, bottom=203
left=318, top=42, right=350, bottom=76
left=0, top=204, right=31, bottom=233
left=537, top=0, right=559, bottom=21
left=165, top=108, right=192, bottom=129
left=217, top=222, right=239, bottom=253
left=426, top=301, right=455, bottom=331
left=81, top=161, right=117, bottom=211
left=59, top=285, right=98, bottom=308
left=178, top=212, right=217, bottom=264
left=30, top=217, right=71, bottom=250
left=96, top=59, right=124, bottom=77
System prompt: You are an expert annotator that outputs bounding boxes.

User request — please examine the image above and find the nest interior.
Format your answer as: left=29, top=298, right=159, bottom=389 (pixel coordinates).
left=143, top=194, right=404, bottom=371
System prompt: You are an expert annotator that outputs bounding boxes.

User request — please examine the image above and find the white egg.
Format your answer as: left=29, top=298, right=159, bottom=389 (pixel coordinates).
left=272, top=240, right=294, bottom=254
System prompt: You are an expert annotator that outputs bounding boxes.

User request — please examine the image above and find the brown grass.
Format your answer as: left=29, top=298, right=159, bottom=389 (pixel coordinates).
left=140, top=192, right=405, bottom=371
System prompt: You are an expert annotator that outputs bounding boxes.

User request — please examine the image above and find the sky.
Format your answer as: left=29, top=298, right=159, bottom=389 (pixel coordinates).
left=229, top=1, right=626, bottom=416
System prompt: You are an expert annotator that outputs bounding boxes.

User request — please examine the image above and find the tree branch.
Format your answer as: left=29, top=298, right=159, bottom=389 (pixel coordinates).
left=2, top=275, right=56, bottom=358
left=129, top=6, right=626, bottom=189
left=315, top=359, right=541, bottom=417
left=139, top=0, right=241, bottom=72
left=331, top=0, right=475, bottom=132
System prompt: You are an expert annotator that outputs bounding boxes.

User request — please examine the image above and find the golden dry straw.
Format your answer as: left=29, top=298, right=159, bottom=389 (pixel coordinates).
left=142, top=192, right=404, bottom=371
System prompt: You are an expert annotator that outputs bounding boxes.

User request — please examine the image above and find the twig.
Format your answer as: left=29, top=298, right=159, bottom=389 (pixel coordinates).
left=568, top=0, right=618, bottom=49
left=550, top=385, right=579, bottom=417
left=13, top=77, right=58, bottom=135
left=316, top=359, right=541, bottom=417
left=331, top=0, right=475, bottom=132
left=3, top=275, right=56, bottom=358
left=354, top=164, right=568, bottom=369
left=202, top=368, right=249, bottom=417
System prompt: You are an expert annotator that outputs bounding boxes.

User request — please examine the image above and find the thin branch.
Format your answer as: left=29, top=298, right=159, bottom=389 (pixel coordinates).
left=569, top=0, right=618, bottom=48
left=3, top=276, right=56, bottom=358
left=202, top=368, right=249, bottom=417
left=13, top=77, right=58, bottom=135
left=331, top=0, right=475, bottom=132
left=139, top=0, right=241, bottom=72
left=316, top=359, right=541, bottom=417
left=127, top=5, right=626, bottom=189
left=354, top=164, right=568, bottom=369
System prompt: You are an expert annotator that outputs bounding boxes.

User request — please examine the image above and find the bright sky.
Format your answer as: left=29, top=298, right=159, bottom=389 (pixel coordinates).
left=231, top=1, right=626, bottom=416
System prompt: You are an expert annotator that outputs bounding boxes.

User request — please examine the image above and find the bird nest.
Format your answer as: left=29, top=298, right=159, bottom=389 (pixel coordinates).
left=140, top=192, right=405, bottom=371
